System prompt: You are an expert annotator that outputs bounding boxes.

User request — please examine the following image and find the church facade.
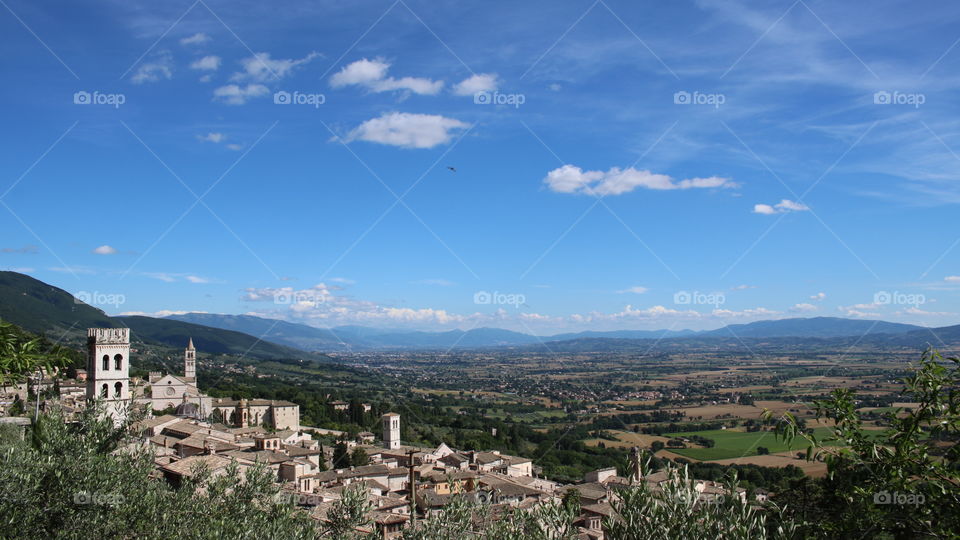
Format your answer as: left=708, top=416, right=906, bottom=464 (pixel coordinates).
left=136, top=337, right=212, bottom=418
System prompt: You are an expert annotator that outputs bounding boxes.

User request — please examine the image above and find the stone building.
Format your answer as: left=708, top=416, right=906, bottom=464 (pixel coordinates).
left=210, top=398, right=300, bottom=431
left=85, top=328, right=131, bottom=423
left=135, top=338, right=212, bottom=418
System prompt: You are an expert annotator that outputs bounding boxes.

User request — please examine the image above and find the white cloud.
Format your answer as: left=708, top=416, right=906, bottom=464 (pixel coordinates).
left=329, top=277, right=355, bottom=285
left=131, top=54, right=173, bottom=84
left=120, top=310, right=208, bottom=317
left=225, top=143, right=243, bottom=151
left=730, top=284, right=756, bottom=291
left=190, top=55, right=221, bottom=71
left=342, top=112, right=467, bottom=149
left=754, top=199, right=810, bottom=214
left=810, top=292, right=826, bottom=301
left=899, top=306, right=954, bottom=317
left=838, top=303, right=881, bottom=318
left=143, top=272, right=216, bottom=284
left=213, top=84, right=269, bottom=105
left=452, top=73, right=498, bottom=95
left=790, top=303, right=818, bottom=312
left=617, top=286, right=648, bottom=294
left=231, top=51, right=319, bottom=82
left=180, top=33, right=210, bottom=46
left=1, top=245, right=38, bottom=254
left=945, top=276, right=960, bottom=283
left=144, top=272, right=176, bottom=283
left=197, top=132, right=225, bottom=143
left=330, top=58, right=443, bottom=95
left=543, top=165, right=737, bottom=196
left=92, top=245, right=117, bottom=255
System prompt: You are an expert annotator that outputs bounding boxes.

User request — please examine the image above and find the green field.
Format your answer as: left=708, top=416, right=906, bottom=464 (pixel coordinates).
left=667, top=427, right=839, bottom=460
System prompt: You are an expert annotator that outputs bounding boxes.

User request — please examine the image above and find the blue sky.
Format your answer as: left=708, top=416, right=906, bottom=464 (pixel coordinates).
left=3, top=0, right=960, bottom=333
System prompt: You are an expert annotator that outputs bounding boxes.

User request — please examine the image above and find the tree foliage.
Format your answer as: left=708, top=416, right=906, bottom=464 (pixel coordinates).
left=0, top=403, right=317, bottom=539
left=768, top=349, right=960, bottom=539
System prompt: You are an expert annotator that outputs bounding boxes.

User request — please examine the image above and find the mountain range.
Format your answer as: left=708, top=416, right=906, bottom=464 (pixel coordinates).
left=1, top=271, right=956, bottom=355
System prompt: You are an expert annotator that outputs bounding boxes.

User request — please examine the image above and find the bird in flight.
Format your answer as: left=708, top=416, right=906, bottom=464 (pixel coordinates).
left=447, top=166, right=457, bottom=173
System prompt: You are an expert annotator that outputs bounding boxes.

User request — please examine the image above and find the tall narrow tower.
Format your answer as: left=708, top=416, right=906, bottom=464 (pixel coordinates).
left=85, top=328, right=130, bottom=423
left=184, top=337, right=196, bottom=380
left=382, top=412, right=401, bottom=449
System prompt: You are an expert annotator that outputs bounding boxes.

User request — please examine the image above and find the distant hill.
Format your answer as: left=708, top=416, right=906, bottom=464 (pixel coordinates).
left=0, top=272, right=311, bottom=360
left=549, top=329, right=696, bottom=341
left=166, top=313, right=539, bottom=350
left=702, top=317, right=922, bottom=338
left=166, top=313, right=349, bottom=351
left=167, top=313, right=938, bottom=351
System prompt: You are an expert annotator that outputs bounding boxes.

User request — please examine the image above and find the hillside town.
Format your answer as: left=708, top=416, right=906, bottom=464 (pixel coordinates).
left=1, top=328, right=756, bottom=539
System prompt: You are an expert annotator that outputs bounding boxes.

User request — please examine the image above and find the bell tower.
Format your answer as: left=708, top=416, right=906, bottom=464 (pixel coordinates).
left=86, top=328, right=130, bottom=423
left=184, top=337, right=196, bottom=380
left=382, top=412, right=400, bottom=449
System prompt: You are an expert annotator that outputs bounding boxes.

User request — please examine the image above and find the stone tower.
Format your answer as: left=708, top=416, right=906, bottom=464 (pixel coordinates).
left=184, top=337, right=196, bottom=380
left=85, top=328, right=130, bottom=423
left=382, top=412, right=400, bottom=450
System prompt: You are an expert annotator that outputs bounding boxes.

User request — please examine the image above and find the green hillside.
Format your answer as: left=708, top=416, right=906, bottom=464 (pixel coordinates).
left=0, top=271, right=116, bottom=336
left=0, top=271, right=314, bottom=361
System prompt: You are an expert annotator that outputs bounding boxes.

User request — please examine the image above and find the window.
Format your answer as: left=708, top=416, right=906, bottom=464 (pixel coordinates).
left=101, top=383, right=108, bottom=398
left=114, top=381, right=122, bottom=397
left=114, top=354, right=123, bottom=370
left=102, top=354, right=109, bottom=371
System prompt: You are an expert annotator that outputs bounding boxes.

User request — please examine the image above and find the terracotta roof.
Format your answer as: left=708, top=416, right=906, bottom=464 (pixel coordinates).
left=161, top=454, right=233, bottom=477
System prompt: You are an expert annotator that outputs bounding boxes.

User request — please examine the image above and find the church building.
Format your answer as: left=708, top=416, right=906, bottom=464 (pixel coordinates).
left=136, top=337, right=212, bottom=418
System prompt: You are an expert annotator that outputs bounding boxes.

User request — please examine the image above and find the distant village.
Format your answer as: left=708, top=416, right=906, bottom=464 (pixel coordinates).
left=0, top=328, right=761, bottom=539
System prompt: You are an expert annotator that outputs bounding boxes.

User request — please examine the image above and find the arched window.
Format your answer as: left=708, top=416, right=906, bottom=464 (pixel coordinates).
left=114, top=381, right=122, bottom=397
left=114, top=354, right=123, bottom=370
left=102, top=354, right=109, bottom=371
left=101, top=383, right=108, bottom=398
